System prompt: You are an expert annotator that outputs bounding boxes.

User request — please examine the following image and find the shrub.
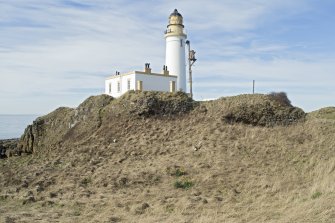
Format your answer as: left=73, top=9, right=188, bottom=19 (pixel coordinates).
left=268, top=92, right=292, bottom=107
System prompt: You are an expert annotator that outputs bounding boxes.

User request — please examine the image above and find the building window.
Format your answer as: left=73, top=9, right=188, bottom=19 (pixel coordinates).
left=170, top=81, right=176, bottom=92
left=117, top=81, right=121, bottom=93
left=180, top=39, right=183, bottom=47
left=137, top=80, right=143, bottom=91
left=109, top=83, right=111, bottom=93
left=127, top=79, right=131, bottom=90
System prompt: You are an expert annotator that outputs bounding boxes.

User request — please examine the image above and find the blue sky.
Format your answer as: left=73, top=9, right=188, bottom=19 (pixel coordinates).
left=0, top=0, right=334, bottom=114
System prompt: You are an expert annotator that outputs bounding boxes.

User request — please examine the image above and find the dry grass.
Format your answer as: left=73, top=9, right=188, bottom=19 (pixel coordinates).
left=0, top=92, right=334, bottom=222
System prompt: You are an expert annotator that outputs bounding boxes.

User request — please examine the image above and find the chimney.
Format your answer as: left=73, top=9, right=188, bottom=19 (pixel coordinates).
left=144, top=63, right=151, bottom=73
left=162, top=65, right=169, bottom=75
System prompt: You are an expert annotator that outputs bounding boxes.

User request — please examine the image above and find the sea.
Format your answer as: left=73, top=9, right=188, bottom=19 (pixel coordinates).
left=0, top=115, right=40, bottom=140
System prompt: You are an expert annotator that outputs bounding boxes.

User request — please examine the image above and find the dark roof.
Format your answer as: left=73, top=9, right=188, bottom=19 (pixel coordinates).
left=170, top=9, right=182, bottom=17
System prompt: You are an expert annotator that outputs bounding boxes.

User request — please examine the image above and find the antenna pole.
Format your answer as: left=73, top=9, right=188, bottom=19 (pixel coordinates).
left=253, top=80, right=255, bottom=94
left=186, top=40, right=196, bottom=99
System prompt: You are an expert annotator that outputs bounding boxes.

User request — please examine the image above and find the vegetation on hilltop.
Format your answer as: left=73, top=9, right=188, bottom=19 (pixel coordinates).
left=308, top=106, right=335, bottom=120
left=0, top=91, right=333, bottom=223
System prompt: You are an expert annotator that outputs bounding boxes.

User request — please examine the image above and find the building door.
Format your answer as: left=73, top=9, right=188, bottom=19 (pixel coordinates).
left=170, top=81, right=176, bottom=92
left=137, top=80, right=143, bottom=91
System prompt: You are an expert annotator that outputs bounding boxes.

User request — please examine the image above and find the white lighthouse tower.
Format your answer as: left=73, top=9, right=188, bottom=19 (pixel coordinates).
left=165, top=9, right=187, bottom=92
left=105, top=9, right=193, bottom=98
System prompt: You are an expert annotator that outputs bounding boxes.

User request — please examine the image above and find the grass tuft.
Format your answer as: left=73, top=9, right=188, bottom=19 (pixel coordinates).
left=173, top=169, right=187, bottom=177
left=311, top=191, right=322, bottom=199
left=174, top=180, right=193, bottom=190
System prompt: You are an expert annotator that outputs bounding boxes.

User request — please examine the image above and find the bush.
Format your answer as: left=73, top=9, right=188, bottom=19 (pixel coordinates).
left=267, top=92, right=292, bottom=107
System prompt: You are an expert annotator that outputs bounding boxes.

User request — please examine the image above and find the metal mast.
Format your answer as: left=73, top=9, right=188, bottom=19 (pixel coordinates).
left=185, top=40, right=197, bottom=98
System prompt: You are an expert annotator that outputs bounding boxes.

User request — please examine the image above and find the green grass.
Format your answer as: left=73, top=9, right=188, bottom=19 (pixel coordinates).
left=173, top=169, right=187, bottom=177
left=311, top=191, right=322, bottom=199
left=174, top=180, right=193, bottom=190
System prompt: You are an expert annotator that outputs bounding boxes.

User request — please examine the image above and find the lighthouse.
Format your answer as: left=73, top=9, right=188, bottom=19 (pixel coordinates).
left=105, top=9, right=193, bottom=98
left=165, top=9, right=187, bottom=92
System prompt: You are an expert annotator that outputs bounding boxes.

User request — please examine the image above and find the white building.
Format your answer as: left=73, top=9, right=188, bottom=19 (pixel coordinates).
left=105, top=9, right=188, bottom=98
left=165, top=9, right=187, bottom=92
left=105, top=65, right=177, bottom=98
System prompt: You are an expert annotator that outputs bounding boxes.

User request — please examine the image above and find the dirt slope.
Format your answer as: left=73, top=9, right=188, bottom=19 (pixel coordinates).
left=0, top=92, right=334, bottom=223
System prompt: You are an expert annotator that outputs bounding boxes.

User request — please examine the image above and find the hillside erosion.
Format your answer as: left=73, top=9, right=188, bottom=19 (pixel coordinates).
left=15, top=91, right=305, bottom=156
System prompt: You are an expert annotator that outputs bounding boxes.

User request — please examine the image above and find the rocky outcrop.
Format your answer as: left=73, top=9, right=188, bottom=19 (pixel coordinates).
left=17, top=95, right=113, bottom=154
left=0, top=139, right=19, bottom=158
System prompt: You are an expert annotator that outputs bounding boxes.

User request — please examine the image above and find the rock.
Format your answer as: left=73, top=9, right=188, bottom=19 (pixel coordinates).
left=0, top=144, right=6, bottom=159
left=0, top=139, right=19, bottom=159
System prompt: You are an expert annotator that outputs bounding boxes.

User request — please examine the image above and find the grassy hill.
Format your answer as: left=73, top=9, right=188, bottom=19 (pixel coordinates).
left=0, top=92, right=334, bottom=223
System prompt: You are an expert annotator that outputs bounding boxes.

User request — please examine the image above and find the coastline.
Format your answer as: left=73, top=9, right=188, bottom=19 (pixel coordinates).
left=0, top=114, right=39, bottom=141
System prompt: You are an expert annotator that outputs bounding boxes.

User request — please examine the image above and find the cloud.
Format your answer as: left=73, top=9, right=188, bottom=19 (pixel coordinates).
left=192, top=57, right=335, bottom=111
left=0, top=0, right=334, bottom=114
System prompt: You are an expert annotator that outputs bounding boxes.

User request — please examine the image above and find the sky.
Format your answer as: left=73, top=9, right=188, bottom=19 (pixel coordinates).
left=0, top=0, right=334, bottom=114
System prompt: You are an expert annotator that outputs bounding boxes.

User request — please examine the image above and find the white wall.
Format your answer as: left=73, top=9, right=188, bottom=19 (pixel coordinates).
left=165, top=36, right=186, bottom=92
left=105, top=73, right=136, bottom=98
left=105, top=72, right=177, bottom=98
left=136, top=73, right=176, bottom=92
